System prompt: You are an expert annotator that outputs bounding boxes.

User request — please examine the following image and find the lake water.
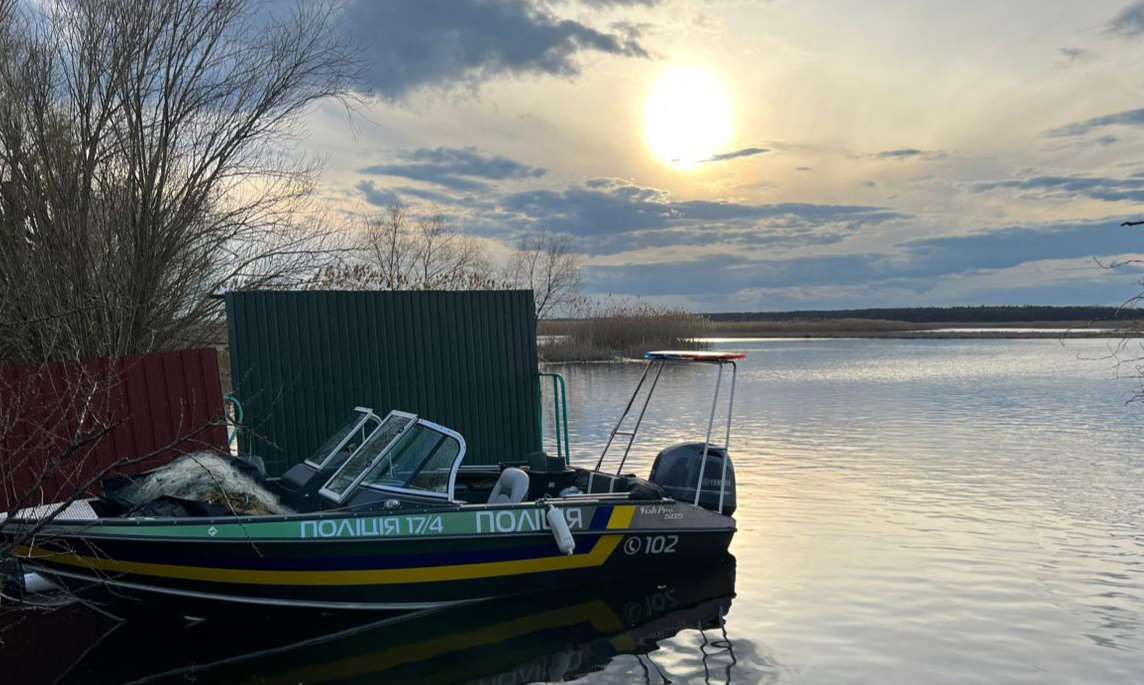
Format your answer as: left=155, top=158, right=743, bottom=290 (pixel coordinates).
left=5, top=338, right=1143, bottom=684
left=543, top=338, right=1144, bottom=684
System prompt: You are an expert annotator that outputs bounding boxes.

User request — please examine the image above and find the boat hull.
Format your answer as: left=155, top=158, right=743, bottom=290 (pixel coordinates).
left=8, top=500, right=734, bottom=616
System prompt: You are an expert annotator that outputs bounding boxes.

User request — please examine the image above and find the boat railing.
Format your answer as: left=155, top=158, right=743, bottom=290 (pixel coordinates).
left=592, top=351, right=742, bottom=512
left=537, top=372, right=571, bottom=465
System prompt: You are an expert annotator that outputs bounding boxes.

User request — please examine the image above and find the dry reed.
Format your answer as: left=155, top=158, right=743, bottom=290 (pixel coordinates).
left=540, top=302, right=711, bottom=361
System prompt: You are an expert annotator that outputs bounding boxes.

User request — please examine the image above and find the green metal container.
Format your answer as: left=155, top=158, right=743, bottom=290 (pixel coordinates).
left=225, top=290, right=541, bottom=474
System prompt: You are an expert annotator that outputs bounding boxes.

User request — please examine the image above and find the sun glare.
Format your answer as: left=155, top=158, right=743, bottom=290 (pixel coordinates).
left=644, top=68, right=733, bottom=170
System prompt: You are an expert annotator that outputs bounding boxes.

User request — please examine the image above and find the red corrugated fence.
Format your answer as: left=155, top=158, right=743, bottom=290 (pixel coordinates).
left=0, top=348, right=227, bottom=512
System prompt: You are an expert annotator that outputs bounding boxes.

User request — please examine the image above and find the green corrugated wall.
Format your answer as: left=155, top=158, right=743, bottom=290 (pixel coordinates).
left=225, top=290, right=540, bottom=474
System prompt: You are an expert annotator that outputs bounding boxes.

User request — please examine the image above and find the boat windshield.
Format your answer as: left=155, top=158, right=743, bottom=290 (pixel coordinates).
left=304, top=409, right=383, bottom=469
left=360, top=421, right=464, bottom=497
left=319, top=411, right=417, bottom=502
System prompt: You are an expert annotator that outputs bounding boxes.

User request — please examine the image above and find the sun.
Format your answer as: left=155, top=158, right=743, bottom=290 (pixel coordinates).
left=644, top=68, right=733, bottom=169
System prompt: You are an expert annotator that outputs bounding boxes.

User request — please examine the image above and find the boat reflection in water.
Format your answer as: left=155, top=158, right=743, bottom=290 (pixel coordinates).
left=61, top=555, right=737, bottom=684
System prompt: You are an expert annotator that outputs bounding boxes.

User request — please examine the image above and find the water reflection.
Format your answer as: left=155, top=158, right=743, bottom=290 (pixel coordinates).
left=54, top=557, right=738, bottom=684
left=545, top=339, right=1144, bottom=683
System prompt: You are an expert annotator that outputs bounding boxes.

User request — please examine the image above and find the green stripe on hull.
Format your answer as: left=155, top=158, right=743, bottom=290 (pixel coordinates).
left=20, top=505, right=605, bottom=541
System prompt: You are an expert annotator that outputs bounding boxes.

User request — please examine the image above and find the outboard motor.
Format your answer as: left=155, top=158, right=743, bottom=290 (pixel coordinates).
left=649, top=442, right=736, bottom=516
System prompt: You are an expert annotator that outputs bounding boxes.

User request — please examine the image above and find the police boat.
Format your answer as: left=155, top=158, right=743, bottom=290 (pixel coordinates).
left=2, top=351, right=743, bottom=617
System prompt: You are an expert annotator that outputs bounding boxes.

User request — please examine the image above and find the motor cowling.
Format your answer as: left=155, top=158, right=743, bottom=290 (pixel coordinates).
left=648, top=442, right=736, bottom=516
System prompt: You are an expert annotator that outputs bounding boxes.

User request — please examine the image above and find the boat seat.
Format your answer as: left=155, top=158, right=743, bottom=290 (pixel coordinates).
left=488, top=467, right=529, bottom=504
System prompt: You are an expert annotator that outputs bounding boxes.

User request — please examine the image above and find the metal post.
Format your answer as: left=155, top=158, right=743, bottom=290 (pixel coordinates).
left=537, top=372, right=571, bottom=464
left=694, top=362, right=724, bottom=506
left=594, top=361, right=653, bottom=472
left=614, top=361, right=664, bottom=476
left=557, top=374, right=570, bottom=464
left=551, top=376, right=563, bottom=462
left=535, top=375, right=544, bottom=456
left=717, top=362, right=737, bottom=514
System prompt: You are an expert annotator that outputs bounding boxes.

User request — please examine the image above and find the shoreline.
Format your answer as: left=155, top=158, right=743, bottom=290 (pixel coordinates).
left=698, top=319, right=1142, bottom=340
left=536, top=318, right=1144, bottom=361
left=697, top=330, right=1140, bottom=340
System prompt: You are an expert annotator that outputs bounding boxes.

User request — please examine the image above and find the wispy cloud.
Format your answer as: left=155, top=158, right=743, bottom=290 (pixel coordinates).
left=356, top=181, right=463, bottom=207
left=356, top=180, right=399, bottom=208
left=873, top=148, right=947, bottom=161
left=360, top=147, right=546, bottom=193
left=579, top=0, right=661, bottom=7
left=1058, top=47, right=1092, bottom=63
left=1106, top=1, right=1144, bottom=37
left=974, top=174, right=1144, bottom=202
left=701, top=146, right=769, bottom=163
left=1043, top=107, right=1144, bottom=137
left=498, top=179, right=905, bottom=238
left=581, top=219, right=1144, bottom=298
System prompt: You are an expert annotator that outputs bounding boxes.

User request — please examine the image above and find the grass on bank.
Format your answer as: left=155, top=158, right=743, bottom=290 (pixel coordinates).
left=540, top=303, right=711, bottom=361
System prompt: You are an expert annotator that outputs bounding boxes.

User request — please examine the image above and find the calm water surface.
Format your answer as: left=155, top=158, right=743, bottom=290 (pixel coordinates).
left=545, top=338, right=1144, bottom=684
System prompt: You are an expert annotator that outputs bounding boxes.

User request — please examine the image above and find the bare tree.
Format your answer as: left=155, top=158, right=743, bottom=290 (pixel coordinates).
left=0, top=0, right=353, bottom=366
left=506, top=232, right=583, bottom=319
left=1103, top=220, right=1144, bottom=403
left=312, top=201, right=501, bottom=291
left=413, top=212, right=490, bottom=288
left=361, top=201, right=417, bottom=290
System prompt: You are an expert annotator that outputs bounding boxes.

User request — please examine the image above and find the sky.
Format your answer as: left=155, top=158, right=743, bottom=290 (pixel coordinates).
left=295, top=0, right=1144, bottom=312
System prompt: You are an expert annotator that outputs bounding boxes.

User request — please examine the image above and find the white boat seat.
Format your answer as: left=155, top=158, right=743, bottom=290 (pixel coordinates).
left=488, top=467, right=529, bottom=504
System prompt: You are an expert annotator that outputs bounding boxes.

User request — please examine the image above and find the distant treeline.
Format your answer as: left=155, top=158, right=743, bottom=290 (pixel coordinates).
left=705, top=306, right=1143, bottom=324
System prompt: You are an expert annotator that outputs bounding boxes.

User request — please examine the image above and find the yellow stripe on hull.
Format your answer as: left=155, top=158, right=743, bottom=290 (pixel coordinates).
left=280, top=600, right=625, bottom=683
left=606, top=504, right=635, bottom=529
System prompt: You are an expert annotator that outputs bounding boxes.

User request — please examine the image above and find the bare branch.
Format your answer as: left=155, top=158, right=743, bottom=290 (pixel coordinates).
left=0, top=0, right=355, bottom=365
left=505, top=231, right=583, bottom=319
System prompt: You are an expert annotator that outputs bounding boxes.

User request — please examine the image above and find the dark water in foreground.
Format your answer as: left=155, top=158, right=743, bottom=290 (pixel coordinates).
left=5, top=338, right=1144, bottom=683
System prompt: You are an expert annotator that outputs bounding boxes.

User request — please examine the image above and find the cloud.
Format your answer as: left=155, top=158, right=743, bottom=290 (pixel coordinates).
left=579, top=0, right=661, bottom=6
left=356, top=180, right=399, bottom=207
left=497, top=179, right=907, bottom=239
left=356, top=180, right=477, bottom=207
left=701, top=146, right=769, bottom=163
left=973, top=174, right=1144, bottom=203
left=877, top=148, right=923, bottom=159
left=353, top=173, right=1144, bottom=306
left=873, top=148, right=947, bottom=161
left=395, top=186, right=465, bottom=204
left=360, top=147, right=546, bottom=193
left=341, top=0, right=650, bottom=98
left=580, top=224, right=854, bottom=256
left=900, top=220, right=1143, bottom=275
left=580, top=219, right=1144, bottom=298
left=1106, top=1, right=1144, bottom=37
left=1043, top=107, right=1144, bottom=137
left=1058, top=47, right=1091, bottom=63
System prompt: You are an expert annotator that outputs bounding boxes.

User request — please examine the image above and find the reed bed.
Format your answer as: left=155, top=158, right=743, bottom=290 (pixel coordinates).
left=540, top=303, right=711, bottom=361
left=706, top=318, right=923, bottom=336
